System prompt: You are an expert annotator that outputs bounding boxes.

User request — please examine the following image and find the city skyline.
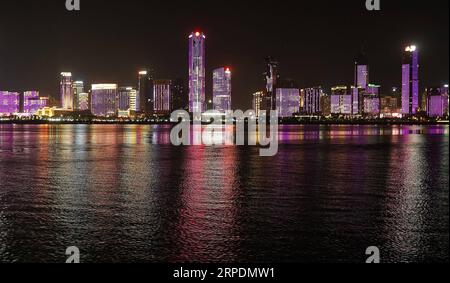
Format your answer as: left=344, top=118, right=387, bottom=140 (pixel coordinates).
left=1, top=33, right=449, bottom=119
left=0, top=0, right=448, bottom=109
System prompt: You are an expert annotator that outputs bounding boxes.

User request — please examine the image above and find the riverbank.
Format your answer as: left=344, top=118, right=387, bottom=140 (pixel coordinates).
left=0, top=119, right=448, bottom=126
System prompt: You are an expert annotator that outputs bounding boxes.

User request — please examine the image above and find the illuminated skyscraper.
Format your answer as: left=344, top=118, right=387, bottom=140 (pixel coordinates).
left=351, top=51, right=369, bottom=116
left=355, top=50, right=369, bottom=90
left=213, top=67, right=232, bottom=112
left=77, top=93, right=89, bottom=111
left=402, top=45, right=419, bottom=115
left=73, top=81, right=84, bottom=111
left=303, top=87, right=323, bottom=115
left=362, top=84, right=381, bottom=116
left=427, top=86, right=449, bottom=118
left=91, top=84, right=118, bottom=117
left=23, top=91, right=47, bottom=114
left=351, top=86, right=364, bottom=116
left=119, top=87, right=138, bottom=112
left=189, top=31, right=206, bottom=113
left=171, top=78, right=188, bottom=111
left=331, top=86, right=352, bottom=115
left=0, top=91, right=20, bottom=116
left=276, top=88, right=300, bottom=118
left=138, top=70, right=154, bottom=115
left=153, top=80, right=172, bottom=114
left=118, top=87, right=135, bottom=111
left=60, top=72, right=74, bottom=110
left=264, top=57, right=279, bottom=111
left=252, top=91, right=264, bottom=117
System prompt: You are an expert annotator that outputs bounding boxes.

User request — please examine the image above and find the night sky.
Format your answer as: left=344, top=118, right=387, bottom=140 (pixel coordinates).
left=0, top=0, right=448, bottom=109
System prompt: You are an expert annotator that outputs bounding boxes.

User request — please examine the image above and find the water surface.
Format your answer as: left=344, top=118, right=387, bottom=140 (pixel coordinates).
left=0, top=124, right=448, bottom=263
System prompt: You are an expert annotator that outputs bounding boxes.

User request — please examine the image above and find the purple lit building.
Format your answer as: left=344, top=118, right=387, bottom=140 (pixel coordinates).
left=363, top=84, right=381, bottom=116
left=188, top=31, right=206, bottom=113
left=355, top=51, right=369, bottom=89
left=153, top=80, right=172, bottom=114
left=276, top=88, right=300, bottom=118
left=91, top=84, right=118, bottom=117
left=302, top=87, right=323, bottom=115
left=23, top=91, right=47, bottom=115
left=60, top=72, right=74, bottom=110
left=402, top=45, right=419, bottom=115
left=0, top=91, right=20, bottom=116
left=351, top=87, right=364, bottom=116
left=331, top=86, right=352, bottom=115
left=118, top=87, right=132, bottom=111
left=265, top=57, right=279, bottom=111
left=351, top=51, right=369, bottom=116
left=364, top=97, right=380, bottom=116
left=213, top=67, right=232, bottom=112
left=427, top=86, right=449, bottom=118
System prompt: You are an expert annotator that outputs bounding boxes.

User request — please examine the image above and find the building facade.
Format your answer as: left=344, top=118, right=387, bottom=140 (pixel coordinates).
left=380, top=96, right=400, bottom=117
left=91, top=84, right=118, bottom=117
left=153, top=80, right=172, bottom=114
left=276, top=88, right=300, bottom=118
left=253, top=91, right=264, bottom=117
left=302, top=87, right=323, bottom=115
left=427, top=86, right=449, bottom=118
left=77, top=92, right=89, bottom=111
left=118, top=87, right=133, bottom=111
left=171, top=79, right=188, bottom=111
left=23, top=91, right=48, bottom=115
left=213, top=67, right=232, bottom=112
left=73, top=81, right=85, bottom=111
left=60, top=72, right=74, bottom=110
left=0, top=91, right=20, bottom=116
left=188, top=31, right=206, bottom=113
left=402, top=45, right=419, bottom=115
left=264, top=57, right=279, bottom=111
left=330, top=86, right=352, bottom=115
left=138, top=70, right=154, bottom=115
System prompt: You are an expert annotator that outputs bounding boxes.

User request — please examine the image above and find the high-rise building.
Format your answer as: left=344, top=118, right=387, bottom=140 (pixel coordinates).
left=60, top=72, right=74, bottom=110
left=23, top=91, right=47, bottom=114
left=138, top=70, right=154, bottom=115
left=427, top=86, right=449, bottom=118
left=171, top=78, right=188, bottom=111
left=188, top=31, right=206, bottom=113
left=402, top=45, right=420, bottom=115
left=118, top=87, right=138, bottom=112
left=91, top=84, right=118, bottom=117
left=153, top=80, right=172, bottom=114
left=331, top=86, right=352, bottom=115
left=276, top=88, right=300, bottom=118
left=364, top=97, right=380, bottom=116
left=73, top=81, right=84, bottom=111
left=264, top=57, right=279, bottom=111
left=77, top=92, right=89, bottom=111
left=363, top=84, right=381, bottom=116
left=252, top=91, right=264, bottom=117
left=321, top=94, right=331, bottom=117
left=380, top=96, right=400, bottom=117
left=351, top=86, right=364, bottom=116
left=213, top=67, right=232, bottom=112
left=355, top=50, right=369, bottom=90
left=0, top=91, right=20, bottom=116
left=118, top=87, right=135, bottom=111
left=302, top=87, right=323, bottom=115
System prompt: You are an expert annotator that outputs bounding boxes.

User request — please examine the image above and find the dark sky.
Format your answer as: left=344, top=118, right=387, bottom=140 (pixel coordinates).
left=0, top=0, right=448, bottom=109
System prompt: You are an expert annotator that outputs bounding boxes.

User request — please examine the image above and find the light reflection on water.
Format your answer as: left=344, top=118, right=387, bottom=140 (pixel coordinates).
left=0, top=124, right=448, bottom=263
